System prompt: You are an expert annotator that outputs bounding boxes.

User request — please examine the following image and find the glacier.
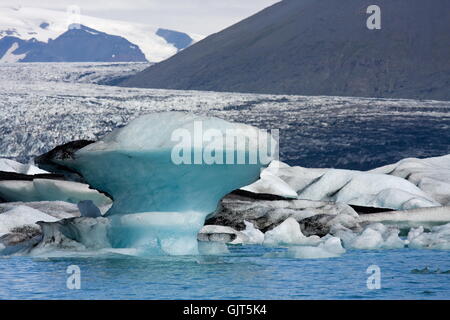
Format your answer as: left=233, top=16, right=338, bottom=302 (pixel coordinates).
left=51, top=112, right=275, bottom=255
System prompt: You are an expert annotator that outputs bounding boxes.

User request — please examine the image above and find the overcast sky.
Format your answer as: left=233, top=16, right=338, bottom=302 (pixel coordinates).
left=2, top=0, right=280, bottom=35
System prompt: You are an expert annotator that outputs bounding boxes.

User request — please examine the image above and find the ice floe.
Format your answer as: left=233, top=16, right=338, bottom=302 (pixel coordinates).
left=263, top=217, right=321, bottom=246
left=407, top=223, right=450, bottom=250
left=241, top=221, right=265, bottom=244
left=285, top=236, right=346, bottom=259
left=243, top=161, right=440, bottom=210
left=371, top=154, right=450, bottom=206
left=347, top=223, right=405, bottom=250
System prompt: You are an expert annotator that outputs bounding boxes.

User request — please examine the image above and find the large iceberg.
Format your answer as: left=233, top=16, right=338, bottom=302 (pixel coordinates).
left=50, top=112, right=275, bottom=254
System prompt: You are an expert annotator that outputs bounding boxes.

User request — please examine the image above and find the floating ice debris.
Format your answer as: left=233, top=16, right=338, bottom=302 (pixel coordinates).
left=286, top=236, right=346, bottom=259
left=0, top=205, right=58, bottom=237
left=241, top=220, right=265, bottom=244
left=345, top=223, right=405, bottom=250
left=263, top=217, right=321, bottom=246
left=407, top=223, right=450, bottom=250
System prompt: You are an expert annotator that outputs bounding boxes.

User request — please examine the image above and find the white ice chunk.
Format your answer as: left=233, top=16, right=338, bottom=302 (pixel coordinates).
left=350, top=227, right=384, bottom=249
left=0, top=205, right=58, bottom=237
left=349, top=223, right=405, bottom=249
left=0, top=179, right=112, bottom=208
left=407, top=223, right=450, bottom=250
left=263, top=217, right=321, bottom=246
left=371, top=154, right=450, bottom=206
left=287, top=236, right=346, bottom=259
left=241, top=220, right=265, bottom=244
left=241, top=168, right=298, bottom=198
left=0, top=201, right=80, bottom=220
left=0, top=158, right=48, bottom=175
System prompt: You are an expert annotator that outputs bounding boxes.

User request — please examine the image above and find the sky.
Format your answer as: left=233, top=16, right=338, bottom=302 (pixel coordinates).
left=0, top=0, right=280, bottom=35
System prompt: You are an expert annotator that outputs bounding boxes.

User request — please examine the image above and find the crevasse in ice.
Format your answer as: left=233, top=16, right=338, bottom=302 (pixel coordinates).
left=58, top=112, right=276, bottom=255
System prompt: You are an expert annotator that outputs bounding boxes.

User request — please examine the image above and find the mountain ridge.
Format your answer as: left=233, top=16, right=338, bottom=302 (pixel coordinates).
left=120, top=0, right=450, bottom=100
left=0, top=25, right=147, bottom=62
left=0, top=6, right=202, bottom=62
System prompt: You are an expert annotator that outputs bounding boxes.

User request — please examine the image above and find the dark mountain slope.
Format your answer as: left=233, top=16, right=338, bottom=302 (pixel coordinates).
left=120, top=0, right=450, bottom=100
left=0, top=25, right=147, bottom=62
left=22, top=25, right=147, bottom=62
left=0, top=36, right=45, bottom=60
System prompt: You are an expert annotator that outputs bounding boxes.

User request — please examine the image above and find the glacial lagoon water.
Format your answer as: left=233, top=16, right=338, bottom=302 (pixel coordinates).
left=1, top=245, right=449, bottom=300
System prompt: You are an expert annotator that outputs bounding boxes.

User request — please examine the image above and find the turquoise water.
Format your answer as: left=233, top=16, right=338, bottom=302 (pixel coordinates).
left=1, top=245, right=449, bottom=299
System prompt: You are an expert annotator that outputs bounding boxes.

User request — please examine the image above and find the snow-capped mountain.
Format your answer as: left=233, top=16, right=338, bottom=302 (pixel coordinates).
left=0, top=6, right=203, bottom=62
left=0, top=25, right=148, bottom=62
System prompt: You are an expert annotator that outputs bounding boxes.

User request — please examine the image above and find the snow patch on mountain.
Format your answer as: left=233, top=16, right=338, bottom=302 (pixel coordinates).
left=0, top=41, right=25, bottom=62
left=0, top=6, right=203, bottom=62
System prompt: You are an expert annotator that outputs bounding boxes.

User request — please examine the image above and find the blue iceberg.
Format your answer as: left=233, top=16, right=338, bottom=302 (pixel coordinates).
left=57, top=112, right=276, bottom=254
